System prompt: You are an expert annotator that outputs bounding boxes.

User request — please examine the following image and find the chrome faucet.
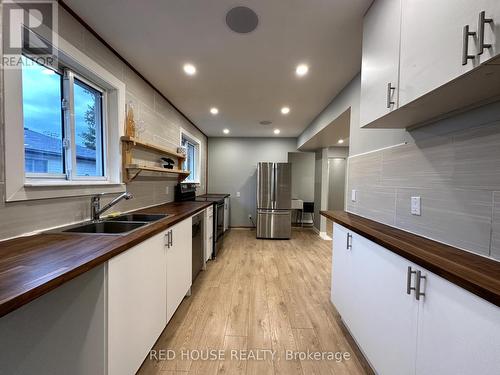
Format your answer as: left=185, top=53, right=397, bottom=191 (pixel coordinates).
left=91, top=192, right=133, bottom=222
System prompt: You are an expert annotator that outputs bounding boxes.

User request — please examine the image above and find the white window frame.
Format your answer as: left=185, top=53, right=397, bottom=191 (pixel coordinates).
left=180, top=128, right=201, bottom=184
left=4, top=34, right=126, bottom=201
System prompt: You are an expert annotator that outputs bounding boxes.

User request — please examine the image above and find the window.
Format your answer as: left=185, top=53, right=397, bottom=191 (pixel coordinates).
left=4, top=34, right=126, bottom=201
left=181, top=129, right=201, bottom=183
left=21, top=55, right=105, bottom=180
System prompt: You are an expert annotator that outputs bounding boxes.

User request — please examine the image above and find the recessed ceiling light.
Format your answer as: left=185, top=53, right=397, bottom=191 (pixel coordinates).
left=296, top=64, right=309, bottom=76
left=338, top=139, right=344, bottom=144
left=183, top=63, right=196, bottom=75
left=223, top=129, right=230, bottom=134
left=274, top=129, right=281, bottom=135
left=210, top=107, right=219, bottom=115
left=281, top=106, right=290, bottom=115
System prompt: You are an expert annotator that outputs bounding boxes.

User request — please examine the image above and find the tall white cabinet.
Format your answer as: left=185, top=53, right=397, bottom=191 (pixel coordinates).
left=359, top=0, right=402, bottom=127
left=331, top=223, right=500, bottom=375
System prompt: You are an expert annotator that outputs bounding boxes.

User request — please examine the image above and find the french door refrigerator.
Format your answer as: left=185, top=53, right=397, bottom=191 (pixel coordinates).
left=256, top=162, right=292, bottom=239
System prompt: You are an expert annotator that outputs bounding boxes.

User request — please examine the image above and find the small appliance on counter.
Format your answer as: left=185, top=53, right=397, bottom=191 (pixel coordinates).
left=175, top=183, right=226, bottom=259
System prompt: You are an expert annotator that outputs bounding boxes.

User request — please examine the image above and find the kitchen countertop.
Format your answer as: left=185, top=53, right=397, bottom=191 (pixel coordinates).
left=198, top=193, right=230, bottom=198
left=321, top=210, right=500, bottom=307
left=0, top=200, right=212, bottom=318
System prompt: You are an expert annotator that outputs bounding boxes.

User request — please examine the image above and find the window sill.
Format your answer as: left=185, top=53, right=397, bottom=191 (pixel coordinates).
left=24, top=180, right=122, bottom=187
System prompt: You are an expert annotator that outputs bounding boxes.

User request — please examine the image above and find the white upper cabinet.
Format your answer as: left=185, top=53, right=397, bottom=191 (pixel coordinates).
left=476, top=1, right=500, bottom=65
left=399, top=0, right=479, bottom=107
left=360, top=0, right=402, bottom=127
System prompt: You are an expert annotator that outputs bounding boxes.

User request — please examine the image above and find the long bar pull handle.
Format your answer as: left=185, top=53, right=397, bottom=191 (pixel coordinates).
left=462, top=25, right=476, bottom=65
left=478, top=11, right=493, bottom=55
left=169, top=230, right=173, bottom=247
left=386, top=82, right=395, bottom=108
left=407, top=266, right=417, bottom=295
left=415, top=270, right=426, bottom=300
left=165, top=232, right=170, bottom=249
left=346, top=233, right=353, bottom=250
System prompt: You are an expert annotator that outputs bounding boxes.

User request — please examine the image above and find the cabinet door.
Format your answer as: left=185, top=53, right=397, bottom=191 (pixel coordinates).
left=331, top=223, right=355, bottom=324
left=108, top=233, right=167, bottom=375
left=166, top=218, right=192, bottom=323
left=415, top=270, right=500, bottom=375
left=399, top=0, right=478, bottom=107
left=224, top=197, right=229, bottom=231
left=476, top=1, right=500, bottom=64
left=348, top=231, right=419, bottom=375
left=360, top=0, right=401, bottom=127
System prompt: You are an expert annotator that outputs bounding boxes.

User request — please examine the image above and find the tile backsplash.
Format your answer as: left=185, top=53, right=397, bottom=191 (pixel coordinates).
left=347, top=101, right=500, bottom=260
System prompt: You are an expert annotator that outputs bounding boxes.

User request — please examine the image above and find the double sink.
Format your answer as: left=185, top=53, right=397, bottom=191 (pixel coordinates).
left=54, top=213, right=171, bottom=235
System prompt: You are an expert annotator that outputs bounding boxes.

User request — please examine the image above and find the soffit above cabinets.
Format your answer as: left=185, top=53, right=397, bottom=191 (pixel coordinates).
left=62, top=0, right=372, bottom=137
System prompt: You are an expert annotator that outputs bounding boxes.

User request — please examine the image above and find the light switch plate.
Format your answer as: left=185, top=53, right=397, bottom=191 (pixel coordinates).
left=236, top=192, right=241, bottom=197
left=411, top=196, right=421, bottom=216
left=351, top=189, right=357, bottom=202
left=165, top=186, right=169, bottom=195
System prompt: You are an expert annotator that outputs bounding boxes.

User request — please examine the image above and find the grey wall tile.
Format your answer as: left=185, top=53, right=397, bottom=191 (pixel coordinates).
left=492, top=192, right=500, bottom=260
left=348, top=152, right=382, bottom=188
left=346, top=186, right=396, bottom=227
left=395, top=188, right=493, bottom=256
left=58, top=5, right=85, bottom=50
left=451, top=122, right=500, bottom=190
left=84, top=32, right=125, bottom=80
left=381, top=139, right=454, bottom=189
left=123, top=66, right=154, bottom=108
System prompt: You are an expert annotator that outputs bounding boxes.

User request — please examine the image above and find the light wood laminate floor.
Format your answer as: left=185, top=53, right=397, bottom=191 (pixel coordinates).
left=138, top=228, right=372, bottom=375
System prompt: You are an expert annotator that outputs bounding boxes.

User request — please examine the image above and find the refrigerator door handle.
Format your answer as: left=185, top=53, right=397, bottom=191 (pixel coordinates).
left=271, top=163, right=276, bottom=209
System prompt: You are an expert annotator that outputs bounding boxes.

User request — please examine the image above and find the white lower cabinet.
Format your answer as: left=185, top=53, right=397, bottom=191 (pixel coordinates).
left=108, top=216, right=192, bottom=375
left=331, top=223, right=500, bottom=375
left=415, top=271, right=500, bottom=375
left=108, top=231, right=167, bottom=375
left=166, top=218, right=192, bottom=322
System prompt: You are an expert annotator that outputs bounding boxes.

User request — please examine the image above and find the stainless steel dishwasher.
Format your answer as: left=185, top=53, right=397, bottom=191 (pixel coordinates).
left=192, top=213, right=204, bottom=282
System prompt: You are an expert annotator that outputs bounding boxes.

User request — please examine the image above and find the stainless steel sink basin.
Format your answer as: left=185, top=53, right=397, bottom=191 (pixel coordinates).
left=61, top=221, right=146, bottom=234
left=107, top=213, right=169, bottom=222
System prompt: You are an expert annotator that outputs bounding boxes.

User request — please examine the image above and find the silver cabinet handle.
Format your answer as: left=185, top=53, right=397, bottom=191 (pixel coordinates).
left=165, top=232, right=170, bottom=249
left=478, top=11, right=493, bottom=55
left=169, top=230, right=173, bottom=247
left=346, top=233, right=353, bottom=250
left=386, top=82, right=395, bottom=109
left=462, top=25, right=477, bottom=65
left=406, top=266, right=417, bottom=295
left=415, top=270, right=426, bottom=300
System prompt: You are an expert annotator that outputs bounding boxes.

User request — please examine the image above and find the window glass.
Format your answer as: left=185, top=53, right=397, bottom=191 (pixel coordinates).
left=74, top=78, right=104, bottom=176
left=182, top=136, right=197, bottom=182
left=22, top=56, right=64, bottom=174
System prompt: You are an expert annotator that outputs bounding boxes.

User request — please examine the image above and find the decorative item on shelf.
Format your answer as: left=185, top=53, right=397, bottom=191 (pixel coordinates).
left=135, top=119, right=146, bottom=140
left=161, top=157, right=175, bottom=169
left=177, top=146, right=187, bottom=157
left=125, top=101, right=136, bottom=137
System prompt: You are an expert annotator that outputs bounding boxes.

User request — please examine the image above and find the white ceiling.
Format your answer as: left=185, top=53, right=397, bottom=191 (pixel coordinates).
left=64, top=0, right=371, bottom=138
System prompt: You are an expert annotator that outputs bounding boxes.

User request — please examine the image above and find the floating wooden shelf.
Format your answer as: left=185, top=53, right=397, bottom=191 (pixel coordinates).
left=121, top=136, right=186, bottom=160
left=124, top=164, right=190, bottom=183
left=121, top=136, right=189, bottom=183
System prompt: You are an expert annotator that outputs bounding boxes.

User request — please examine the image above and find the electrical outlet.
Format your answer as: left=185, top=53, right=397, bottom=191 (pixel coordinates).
left=165, top=186, right=169, bottom=195
left=236, top=192, right=241, bottom=197
left=248, top=214, right=252, bottom=219
left=351, top=189, right=357, bottom=202
left=411, top=196, right=421, bottom=216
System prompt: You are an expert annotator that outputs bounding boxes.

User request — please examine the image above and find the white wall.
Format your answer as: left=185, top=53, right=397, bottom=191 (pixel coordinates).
left=207, top=137, right=297, bottom=227
left=287, top=152, right=315, bottom=202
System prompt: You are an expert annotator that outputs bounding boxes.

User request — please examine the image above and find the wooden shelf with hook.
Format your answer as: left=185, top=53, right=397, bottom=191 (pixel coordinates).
left=121, top=136, right=189, bottom=183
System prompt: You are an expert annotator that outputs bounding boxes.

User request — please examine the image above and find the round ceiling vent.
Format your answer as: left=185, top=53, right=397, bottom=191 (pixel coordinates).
left=226, top=6, right=259, bottom=34
left=259, top=120, right=272, bottom=125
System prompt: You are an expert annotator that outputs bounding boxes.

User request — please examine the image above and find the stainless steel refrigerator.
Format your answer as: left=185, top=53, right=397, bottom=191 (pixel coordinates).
left=256, top=162, right=292, bottom=239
